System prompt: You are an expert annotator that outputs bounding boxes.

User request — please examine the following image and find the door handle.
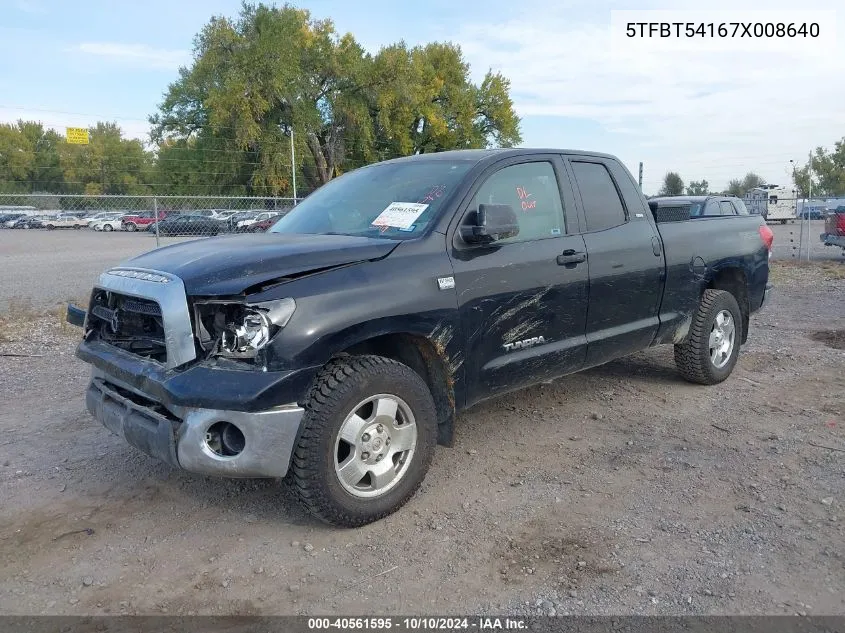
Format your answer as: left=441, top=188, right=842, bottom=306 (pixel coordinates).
left=651, top=236, right=662, bottom=257
left=556, top=249, right=586, bottom=266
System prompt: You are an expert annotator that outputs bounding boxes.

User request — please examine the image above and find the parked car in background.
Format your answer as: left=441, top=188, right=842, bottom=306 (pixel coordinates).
left=243, top=214, right=283, bottom=232
left=146, top=214, right=226, bottom=236
left=91, top=215, right=129, bottom=232
left=0, top=213, right=27, bottom=227
left=226, top=211, right=259, bottom=232
left=86, top=211, right=127, bottom=226
left=234, top=211, right=280, bottom=231
left=821, top=206, right=845, bottom=255
left=798, top=206, right=826, bottom=220
left=42, top=214, right=87, bottom=230
left=121, top=211, right=166, bottom=232
left=11, top=215, right=48, bottom=229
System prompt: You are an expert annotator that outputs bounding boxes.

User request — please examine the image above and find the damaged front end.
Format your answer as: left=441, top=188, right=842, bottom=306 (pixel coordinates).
left=66, top=267, right=317, bottom=480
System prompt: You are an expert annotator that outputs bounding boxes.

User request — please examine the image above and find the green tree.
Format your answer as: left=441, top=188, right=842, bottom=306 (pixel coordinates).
left=726, top=172, right=765, bottom=197
left=59, top=122, right=152, bottom=195
left=794, top=139, right=845, bottom=197
left=685, top=179, right=709, bottom=195
left=150, top=2, right=521, bottom=195
left=370, top=42, right=521, bottom=158
left=658, top=172, right=684, bottom=196
left=0, top=121, right=65, bottom=193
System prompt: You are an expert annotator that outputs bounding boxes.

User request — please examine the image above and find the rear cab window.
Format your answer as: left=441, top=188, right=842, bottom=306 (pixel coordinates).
left=719, top=201, right=737, bottom=216
left=569, top=161, right=627, bottom=232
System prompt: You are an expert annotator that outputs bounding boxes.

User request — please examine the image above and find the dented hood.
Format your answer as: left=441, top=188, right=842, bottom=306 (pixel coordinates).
left=124, top=233, right=400, bottom=295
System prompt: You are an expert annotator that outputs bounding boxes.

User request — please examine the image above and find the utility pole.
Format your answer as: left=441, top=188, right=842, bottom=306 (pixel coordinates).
left=638, top=162, right=643, bottom=191
left=806, top=151, right=812, bottom=261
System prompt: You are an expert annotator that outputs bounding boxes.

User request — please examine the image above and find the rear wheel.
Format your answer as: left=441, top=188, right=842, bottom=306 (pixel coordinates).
left=292, top=356, right=437, bottom=527
left=46, top=224, right=55, bottom=230
left=674, top=289, right=742, bottom=385
left=125, top=222, right=137, bottom=232
left=103, top=224, right=113, bottom=232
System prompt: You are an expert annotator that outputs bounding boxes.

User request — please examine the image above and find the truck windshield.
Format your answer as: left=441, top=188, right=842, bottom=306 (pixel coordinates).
left=270, top=160, right=473, bottom=239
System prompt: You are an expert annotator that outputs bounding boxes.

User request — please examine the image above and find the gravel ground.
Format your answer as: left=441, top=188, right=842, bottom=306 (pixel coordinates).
left=1, top=258, right=844, bottom=616
left=1, top=220, right=842, bottom=314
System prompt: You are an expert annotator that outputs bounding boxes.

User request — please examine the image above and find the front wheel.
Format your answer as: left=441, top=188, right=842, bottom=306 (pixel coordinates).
left=103, top=224, right=113, bottom=232
left=46, top=224, right=55, bottom=230
left=292, top=356, right=437, bottom=527
left=674, top=289, right=742, bottom=385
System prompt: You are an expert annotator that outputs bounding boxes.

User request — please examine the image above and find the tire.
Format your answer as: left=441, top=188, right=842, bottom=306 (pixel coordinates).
left=103, top=224, right=113, bottom=232
left=125, top=222, right=137, bottom=232
left=46, top=224, right=55, bottom=230
left=781, top=219, right=787, bottom=225
left=674, top=289, right=742, bottom=385
left=74, top=224, right=81, bottom=229
left=292, top=355, right=437, bottom=527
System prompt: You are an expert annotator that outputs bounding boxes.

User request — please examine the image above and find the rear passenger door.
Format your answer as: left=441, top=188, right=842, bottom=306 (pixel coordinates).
left=565, top=157, right=665, bottom=368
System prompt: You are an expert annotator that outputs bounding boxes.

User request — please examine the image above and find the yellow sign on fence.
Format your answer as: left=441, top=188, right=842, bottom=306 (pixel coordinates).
left=66, top=127, right=89, bottom=145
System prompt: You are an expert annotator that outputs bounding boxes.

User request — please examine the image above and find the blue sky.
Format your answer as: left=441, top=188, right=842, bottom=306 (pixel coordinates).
left=1, top=0, right=843, bottom=193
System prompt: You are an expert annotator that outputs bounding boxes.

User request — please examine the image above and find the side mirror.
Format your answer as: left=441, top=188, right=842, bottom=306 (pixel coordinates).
left=460, top=203, right=519, bottom=244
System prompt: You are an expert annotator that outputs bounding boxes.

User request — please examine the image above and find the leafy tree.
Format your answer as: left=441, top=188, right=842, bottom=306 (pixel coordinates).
left=150, top=2, right=521, bottom=194
left=793, top=139, right=845, bottom=197
left=58, top=122, right=152, bottom=195
left=370, top=42, right=521, bottom=158
left=658, top=172, right=684, bottom=196
left=726, top=172, right=765, bottom=197
left=685, top=179, right=709, bottom=195
left=0, top=121, right=65, bottom=193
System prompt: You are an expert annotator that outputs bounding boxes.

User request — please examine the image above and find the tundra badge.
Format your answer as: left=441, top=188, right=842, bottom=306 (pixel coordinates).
left=503, top=336, right=546, bottom=352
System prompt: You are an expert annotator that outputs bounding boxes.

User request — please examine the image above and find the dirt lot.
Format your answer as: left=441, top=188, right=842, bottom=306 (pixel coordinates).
left=1, top=242, right=844, bottom=616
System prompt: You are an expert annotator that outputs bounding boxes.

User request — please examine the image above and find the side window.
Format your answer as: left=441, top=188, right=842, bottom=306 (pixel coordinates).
left=470, top=161, right=564, bottom=243
left=570, top=161, right=627, bottom=232
left=733, top=199, right=750, bottom=215
left=719, top=201, right=737, bottom=216
left=703, top=200, right=719, bottom=216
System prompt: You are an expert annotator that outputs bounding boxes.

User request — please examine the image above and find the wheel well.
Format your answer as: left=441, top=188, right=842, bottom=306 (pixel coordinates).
left=340, top=333, right=456, bottom=447
left=707, top=268, right=749, bottom=344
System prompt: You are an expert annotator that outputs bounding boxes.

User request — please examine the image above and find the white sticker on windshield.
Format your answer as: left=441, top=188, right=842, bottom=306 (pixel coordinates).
left=371, top=202, right=429, bottom=230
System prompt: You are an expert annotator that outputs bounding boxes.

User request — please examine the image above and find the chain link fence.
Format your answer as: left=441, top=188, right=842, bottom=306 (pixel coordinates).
left=0, top=194, right=297, bottom=247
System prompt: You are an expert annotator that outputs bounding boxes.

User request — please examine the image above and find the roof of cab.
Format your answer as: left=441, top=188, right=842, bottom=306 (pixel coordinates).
left=375, top=148, right=619, bottom=166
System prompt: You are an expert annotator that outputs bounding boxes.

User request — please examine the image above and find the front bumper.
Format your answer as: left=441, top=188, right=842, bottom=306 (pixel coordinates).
left=86, top=370, right=305, bottom=478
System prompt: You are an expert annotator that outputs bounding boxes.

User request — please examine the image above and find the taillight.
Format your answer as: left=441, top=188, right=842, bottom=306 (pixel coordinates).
left=759, top=224, right=774, bottom=256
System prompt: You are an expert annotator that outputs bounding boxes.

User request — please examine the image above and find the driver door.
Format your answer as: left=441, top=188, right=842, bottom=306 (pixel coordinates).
left=448, top=156, right=589, bottom=407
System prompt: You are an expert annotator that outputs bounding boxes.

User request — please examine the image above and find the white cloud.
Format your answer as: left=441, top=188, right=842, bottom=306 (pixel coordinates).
left=453, top=2, right=845, bottom=191
left=74, top=42, right=189, bottom=71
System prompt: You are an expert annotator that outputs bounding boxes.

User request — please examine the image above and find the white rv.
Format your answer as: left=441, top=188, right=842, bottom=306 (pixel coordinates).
left=744, top=185, right=796, bottom=224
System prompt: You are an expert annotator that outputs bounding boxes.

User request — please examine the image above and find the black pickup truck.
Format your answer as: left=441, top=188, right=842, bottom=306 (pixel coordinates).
left=68, top=149, right=774, bottom=527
